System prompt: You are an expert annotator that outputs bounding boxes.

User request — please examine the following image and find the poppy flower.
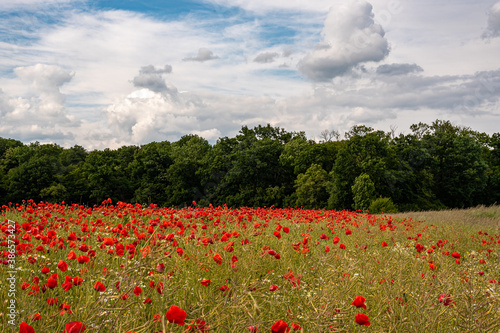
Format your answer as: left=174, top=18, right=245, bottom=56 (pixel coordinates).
left=62, top=281, right=73, bottom=291
left=166, top=305, right=187, bottom=326
left=382, top=241, right=388, bottom=247
left=451, top=252, right=461, bottom=259
left=291, top=322, right=302, bottom=331
left=31, top=313, right=41, bottom=321
left=438, top=294, right=456, bottom=306
left=134, top=286, right=142, bottom=296
left=355, top=313, right=370, bottom=326
left=156, top=263, right=165, bottom=273
left=68, top=251, right=77, bottom=260
left=351, top=296, right=367, bottom=310
left=429, top=263, right=437, bottom=270
left=339, top=244, right=346, bottom=250
left=60, top=303, right=72, bottom=315
left=144, top=298, right=152, bottom=304
left=332, top=236, right=340, bottom=244
left=47, top=298, right=58, bottom=305
left=47, top=276, right=58, bottom=289
left=273, top=231, right=281, bottom=239
left=93, top=281, right=105, bottom=292
left=73, top=276, right=83, bottom=286
left=64, top=321, right=86, bottom=333
left=269, top=284, right=279, bottom=291
left=58, top=260, right=69, bottom=272
left=185, top=319, right=208, bottom=332
left=19, top=322, right=35, bottom=333
left=201, top=279, right=211, bottom=287
left=42, top=266, right=50, bottom=274
left=77, top=256, right=89, bottom=264
left=248, top=325, right=259, bottom=332
left=156, top=282, right=164, bottom=294
left=271, top=319, right=290, bottom=333
left=213, top=253, right=223, bottom=265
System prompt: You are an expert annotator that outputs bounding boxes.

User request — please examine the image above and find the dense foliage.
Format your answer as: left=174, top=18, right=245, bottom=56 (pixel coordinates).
left=1, top=120, right=499, bottom=211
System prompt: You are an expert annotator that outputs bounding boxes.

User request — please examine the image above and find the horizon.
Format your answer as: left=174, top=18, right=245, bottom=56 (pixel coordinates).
left=1, top=0, right=500, bottom=150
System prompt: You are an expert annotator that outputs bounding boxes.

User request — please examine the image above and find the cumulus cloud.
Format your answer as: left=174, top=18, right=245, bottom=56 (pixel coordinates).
left=376, top=63, right=423, bottom=76
left=0, top=64, right=79, bottom=142
left=183, top=48, right=219, bottom=62
left=298, top=0, right=390, bottom=81
left=483, top=1, right=500, bottom=38
left=132, top=65, right=174, bottom=93
left=254, top=52, right=279, bottom=63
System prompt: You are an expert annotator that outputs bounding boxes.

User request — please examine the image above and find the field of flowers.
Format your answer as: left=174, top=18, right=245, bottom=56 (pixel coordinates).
left=1, top=200, right=499, bottom=332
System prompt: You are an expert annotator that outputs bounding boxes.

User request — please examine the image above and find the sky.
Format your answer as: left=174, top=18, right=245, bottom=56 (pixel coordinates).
left=0, top=0, right=500, bottom=149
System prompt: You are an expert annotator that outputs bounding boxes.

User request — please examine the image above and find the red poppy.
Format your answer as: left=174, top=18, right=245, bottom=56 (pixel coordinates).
left=73, top=276, right=83, bottom=286
left=451, top=252, right=461, bottom=259
left=31, top=313, right=41, bottom=321
left=47, top=298, right=58, bottom=305
left=156, top=263, right=165, bottom=272
left=355, top=313, right=370, bottom=326
left=68, top=251, right=77, bottom=260
left=291, top=322, right=302, bottom=331
left=213, top=253, right=223, bottom=265
left=93, top=281, right=106, bottom=292
left=64, top=321, right=86, bottom=333
left=429, top=263, right=437, bottom=270
left=60, top=303, right=72, bottom=315
left=134, top=286, right=142, bottom=296
left=19, top=322, right=35, bottom=333
left=77, top=256, right=89, bottom=264
left=269, top=284, right=279, bottom=291
left=332, top=236, right=340, bottom=244
left=47, top=276, right=58, bottom=289
left=351, top=296, right=367, bottom=310
left=271, top=319, right=290, bottom=333
left=438, top=294, right=456, bottom=306
left=339, top=244, right=346, bottom=250
left=273, top=231, right=281, bottom=239
left=41, top=266, right=50, bottom=274
left=382, top=241, right=388, bottom=247
left=185, top=319, right=208, bottom=332
left=62, top=281, right=73, bottom=291
left=201, top=279, right=211, bottom=286
left=166, top=305, right=187, bottom=326
left=58, top=260, right=68, bottom=272
left=156, top=282, right=164, bottom=294
left=144, top=298, right=152, bottom=304
left=248, top=325, right=259, bottom=332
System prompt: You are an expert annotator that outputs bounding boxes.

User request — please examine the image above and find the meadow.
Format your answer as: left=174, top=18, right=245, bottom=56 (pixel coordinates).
left=1, top=201, right=499, bottom=332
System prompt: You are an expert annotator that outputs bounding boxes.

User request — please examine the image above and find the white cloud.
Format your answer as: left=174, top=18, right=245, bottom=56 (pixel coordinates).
left=298, top=0, right=389, bottom=81
left=0, top=64, right=79, bottom=142
left=483, top=1, right=500, bottom=38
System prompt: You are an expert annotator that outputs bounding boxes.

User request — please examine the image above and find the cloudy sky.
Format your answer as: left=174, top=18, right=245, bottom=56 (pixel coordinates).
left=1, top=0, right=500, bottom=149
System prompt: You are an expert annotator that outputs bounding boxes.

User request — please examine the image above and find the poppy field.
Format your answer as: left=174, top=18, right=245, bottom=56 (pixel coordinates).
left=1, top=201, right=500, bottom=332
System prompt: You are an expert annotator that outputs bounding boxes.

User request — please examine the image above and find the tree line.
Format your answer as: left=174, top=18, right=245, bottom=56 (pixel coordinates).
left=0, top=120, right=499, bottom=212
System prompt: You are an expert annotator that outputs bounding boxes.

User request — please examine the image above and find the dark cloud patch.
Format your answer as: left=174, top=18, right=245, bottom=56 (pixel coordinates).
left=376, top=63, right=423, bottom=76
left=132, top=65, right=172, bottom=93
left=483, top=1, right=500, bottom=38
left=254, top=52, right=279, bottom=63
left=183, top=48, right=219, bottom=62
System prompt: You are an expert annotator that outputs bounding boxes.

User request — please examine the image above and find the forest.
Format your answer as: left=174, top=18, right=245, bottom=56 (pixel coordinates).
left=0, top=120, right=499, bottom=212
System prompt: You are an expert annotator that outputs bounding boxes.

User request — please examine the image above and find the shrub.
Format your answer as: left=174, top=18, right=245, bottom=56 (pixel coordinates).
left=369, top=197, right=398, bottom=214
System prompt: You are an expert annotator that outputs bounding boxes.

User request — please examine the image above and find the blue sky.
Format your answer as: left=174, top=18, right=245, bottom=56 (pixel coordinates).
left=0, top=0, right=500, bottom=149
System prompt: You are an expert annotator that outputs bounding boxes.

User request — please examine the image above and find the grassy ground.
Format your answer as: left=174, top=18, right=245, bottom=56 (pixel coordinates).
left=1, top=203, right=499, bottom=332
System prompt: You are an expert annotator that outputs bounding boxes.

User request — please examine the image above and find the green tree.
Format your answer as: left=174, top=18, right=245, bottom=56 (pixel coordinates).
left=351, top=173, right=376, bottom=211
left=295, top=164, right=329, bottom=208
